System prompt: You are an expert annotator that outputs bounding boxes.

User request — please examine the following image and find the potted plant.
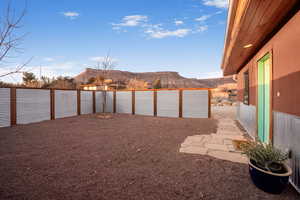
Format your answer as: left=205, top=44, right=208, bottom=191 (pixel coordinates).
left=240, top=140, right=292, bottom=194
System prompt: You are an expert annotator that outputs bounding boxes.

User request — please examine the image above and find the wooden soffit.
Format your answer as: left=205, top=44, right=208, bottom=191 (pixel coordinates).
left=221, top=0, right=299, bottom=76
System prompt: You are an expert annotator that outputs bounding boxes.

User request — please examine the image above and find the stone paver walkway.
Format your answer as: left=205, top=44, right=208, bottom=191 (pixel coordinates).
left=180, top=107, right=249, bottom=163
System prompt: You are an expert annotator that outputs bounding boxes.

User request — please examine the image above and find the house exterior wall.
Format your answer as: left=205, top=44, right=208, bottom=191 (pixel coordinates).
left=237, top=10, right=300, bottom=116
left=236, top=10, right=300, bottom=192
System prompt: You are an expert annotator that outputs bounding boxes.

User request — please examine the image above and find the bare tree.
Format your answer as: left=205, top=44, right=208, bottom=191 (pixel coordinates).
left=94, top=52, right=116, bottom=113
left=0, top=1, right=31, bottom=78
left=96, top=52, right=116, bottom=79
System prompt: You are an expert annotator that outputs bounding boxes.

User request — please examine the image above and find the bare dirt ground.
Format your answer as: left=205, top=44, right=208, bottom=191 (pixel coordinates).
left=0, top=114, right=298, bottom=200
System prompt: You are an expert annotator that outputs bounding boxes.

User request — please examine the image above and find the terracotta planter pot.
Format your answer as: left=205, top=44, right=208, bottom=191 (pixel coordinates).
left=248, top=160, right=292, bottom=194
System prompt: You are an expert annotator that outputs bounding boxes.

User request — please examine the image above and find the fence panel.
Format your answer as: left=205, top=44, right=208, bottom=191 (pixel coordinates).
left=157, top=90, right=179, bottom=117
left=16, top=89, right=50, bottom=124
left=95, top=91, right=104, bottom=113
left=0, top=88, right=10, bottom=127
left=183, top=90, right=209, bottom=118
left=105, top=91, right=114, bottom=113
left=116, top=91, right=132, bottom=114
left=1, top=88, right=210, bottom=128
left=55, top=90, right=77, bottom=118
left=81, top=91, right=93, bottom=114
left=273, top=111, right=300, bottom=192
left=135, top=91, right=153, bottom=116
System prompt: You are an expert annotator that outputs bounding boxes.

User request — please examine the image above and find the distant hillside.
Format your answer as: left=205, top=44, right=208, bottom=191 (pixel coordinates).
left=74, top=68, right=236, bottom=88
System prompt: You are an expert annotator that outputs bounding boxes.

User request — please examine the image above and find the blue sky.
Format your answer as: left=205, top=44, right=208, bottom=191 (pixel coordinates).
left=0, top=0, right=228, bottom=82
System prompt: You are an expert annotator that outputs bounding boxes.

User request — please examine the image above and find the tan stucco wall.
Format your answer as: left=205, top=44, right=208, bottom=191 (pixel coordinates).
left=237, top=10, right=300, bottom=117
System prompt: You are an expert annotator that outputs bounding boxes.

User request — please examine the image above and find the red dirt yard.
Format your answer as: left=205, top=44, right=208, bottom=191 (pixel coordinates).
left=0, top=114, right=298, bottom=200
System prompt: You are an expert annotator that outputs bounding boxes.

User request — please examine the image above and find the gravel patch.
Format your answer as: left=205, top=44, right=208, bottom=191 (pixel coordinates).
left=0, top=114, right=298, bottom=200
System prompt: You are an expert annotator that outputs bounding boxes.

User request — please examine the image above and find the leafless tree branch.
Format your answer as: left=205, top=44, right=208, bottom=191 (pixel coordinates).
left=0, top=56, right=32, bottom=78
left=97, top=51, right=116, bottom=78
left=0, top=0, right=29, bottom=78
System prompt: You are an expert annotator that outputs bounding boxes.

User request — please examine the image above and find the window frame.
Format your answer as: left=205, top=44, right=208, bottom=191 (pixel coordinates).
left=243, top=70, right=250, bottom=105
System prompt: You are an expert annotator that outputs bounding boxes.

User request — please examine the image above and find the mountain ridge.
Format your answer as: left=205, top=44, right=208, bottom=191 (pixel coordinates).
left=74, top=68, right=236, bottom=88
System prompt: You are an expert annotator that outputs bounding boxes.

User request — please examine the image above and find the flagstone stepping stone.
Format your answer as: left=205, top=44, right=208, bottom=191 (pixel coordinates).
left=205, top=143, right=229, bottom=151
left=207, top=136, right=224, bottom=145
left=217, top=126, right=241, bottom=133
left=179, top=146, right=208, bottom=155
left=224, top=139, right=233, bottom=145
left=211, top=134, right=247, bottom=141
left=179, top=113, right=250, bottom=164
left=216, top=130, right=242, bottom=136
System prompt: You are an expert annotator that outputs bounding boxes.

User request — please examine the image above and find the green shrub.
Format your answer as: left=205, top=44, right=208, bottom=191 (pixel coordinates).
left=240, top=140, right=288, bottom=173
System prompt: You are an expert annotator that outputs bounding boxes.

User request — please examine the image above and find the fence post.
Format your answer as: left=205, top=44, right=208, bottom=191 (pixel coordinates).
left=179, top=89, right=183, bottom=118
left=102, top=91, right=106, bottom=113
left=50, top=89, right=55, bottom=120
left=10, top=87, right=16, bottom=126
left=153, top=90, right=157, bottom=116
left=113, top=90, right=116, bottom=113
left=208, top=89, right=211, bottom=118
left=92, top=91, right=96, bottom=113
left=132, top=90, right=135, bottom=115
left=77, top=89, right=81, bottom=115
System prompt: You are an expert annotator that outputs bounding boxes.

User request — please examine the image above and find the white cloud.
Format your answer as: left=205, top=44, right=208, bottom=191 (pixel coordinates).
left=112, top=15, right=148, bottom=29
left=62, top=12, right=80, bottom=20
left=0, top=62, right=80, bottom=83
left=44, top=57, right=55, bottom=62
left=195, top=15, right=211, bottom=22
left=202, top=0, right=228, bottom=9
left=112, top=14, right=210, bottom=39
left=198, top=70, right=223, bottom=79
left=174, top=20, right=184, bottom=25
left=145, top=26, right=191, bottom=39
left=196, top=25, right=208, bottom=32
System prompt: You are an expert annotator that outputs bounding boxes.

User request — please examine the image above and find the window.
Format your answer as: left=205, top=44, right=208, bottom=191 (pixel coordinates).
left=243, top=70, right=249, bottom=105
